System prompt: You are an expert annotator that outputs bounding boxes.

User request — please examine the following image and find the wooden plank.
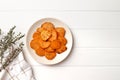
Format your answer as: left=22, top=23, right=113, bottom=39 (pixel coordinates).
left=0, top=12, right=120, bottom=29
left=73, top=29, right=120, bottom=48
left=23, top=47, right=120, bottom=66
left=60, top=48, right=120, bottom=66
left=0, top=0, right=120, bottom=10
left=33, top=66, right=120, bottom=80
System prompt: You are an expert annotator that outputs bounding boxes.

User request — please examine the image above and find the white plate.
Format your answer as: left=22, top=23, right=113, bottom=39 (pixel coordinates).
left=26, top=18, right=73, bottom=65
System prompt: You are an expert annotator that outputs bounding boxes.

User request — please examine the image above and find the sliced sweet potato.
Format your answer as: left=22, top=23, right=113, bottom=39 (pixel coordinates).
left=45, top=52, right=56, bottom=60
left=41, top=30, right=51, bottom=41
left=48, top=29, right=57, bottom=41
left=56, top=27, right=65, bottom=37
left=33, top=32, right=41, bottom=39
left=45, top=47, right=55, bottom=52
left=50, top=40, right=61, bottom=49
left=30, top=39, right=40, bottom=50
left=58, top=36, right=67, bottom=45
left=41, top=22, right=55, bottom=32
left=56, top=45, right=67, bottom=54
left=35, top=47, right=45, bottom=56
left=39, top=41, right=51, bottom=49
left=37, top=27, right=44, bottom=33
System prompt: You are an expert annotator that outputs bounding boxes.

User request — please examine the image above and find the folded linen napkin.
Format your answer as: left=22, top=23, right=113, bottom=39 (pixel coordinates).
left=0, top=27, right=36, bottom=80
left=1, top=52, right=36, bottom=80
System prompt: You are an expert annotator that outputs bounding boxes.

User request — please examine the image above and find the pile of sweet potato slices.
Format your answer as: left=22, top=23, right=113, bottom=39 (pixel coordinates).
left=30, top=22, right=67, bottom=60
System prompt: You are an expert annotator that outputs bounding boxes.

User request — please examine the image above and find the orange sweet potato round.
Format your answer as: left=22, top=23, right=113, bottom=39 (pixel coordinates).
left=40, top=30, right=51, bottom=41
left=56, top=27, right=65, bottom=37
left=33, top=32, right=41, bottom=39
left=39, top=41, right=51, bottom=49
left=58, top=36, right=67, bottom=45
left=45, top=52, right=56, bottom=60
left=50, top=40, right=61, bottom=49
left=37, top=27, right=44, bottom=33
left=30, top=39, right=40, bottom=50
left=45, top=47, right=55, bottom=52
left=48, top=29, right=57, bottom=41
left=41, top=22, right=55, bottom=32
left=56, top=45, right=67, bottom=54
left=35, top=47, right=45, bottom=56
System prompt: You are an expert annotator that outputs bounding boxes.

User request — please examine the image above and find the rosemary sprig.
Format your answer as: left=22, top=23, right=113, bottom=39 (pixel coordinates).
left=0, top=26, right=24, bottom=71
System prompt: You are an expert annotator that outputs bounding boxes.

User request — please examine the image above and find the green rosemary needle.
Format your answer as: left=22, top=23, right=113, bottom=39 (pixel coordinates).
left=0, top=26, right=24, bottom=71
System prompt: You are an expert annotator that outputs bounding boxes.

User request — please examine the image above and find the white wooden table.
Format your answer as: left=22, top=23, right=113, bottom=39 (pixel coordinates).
left=0, top=0, right=120, bottom=80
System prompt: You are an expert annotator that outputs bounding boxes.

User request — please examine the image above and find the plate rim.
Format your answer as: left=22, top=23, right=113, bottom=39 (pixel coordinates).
left=25, top=17, right=73, bottom=65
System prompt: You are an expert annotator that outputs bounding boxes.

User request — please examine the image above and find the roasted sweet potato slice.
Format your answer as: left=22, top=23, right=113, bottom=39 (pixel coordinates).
left=35, top=47, right=45, bottom=56
left=45, top=52, right=56, bottom=60
left=41, top=22, right=55, bottom=32
left=45, top=47, right=55, bottom=52
left=41, top=30, right=51, bottom=41
left=37, top=27, right=44, bottom=33
left=58, top=36, right=67, bottom=45
left=33, top=32, right=41, bottom=39
left=39, top=41, right=51, bottom=49
left=56, top=27, right=65, bottom=37
left=56, top=45, right=67, bottom=54
left=50, top=40, right=61, bottom=49
left=30, top=39, right=40, bottom=50
left=48, top=29, right=57, bottom=41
